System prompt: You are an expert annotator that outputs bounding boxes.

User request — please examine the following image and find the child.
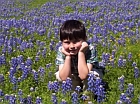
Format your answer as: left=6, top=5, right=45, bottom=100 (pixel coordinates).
left=55, top=20, right=104, bottom=92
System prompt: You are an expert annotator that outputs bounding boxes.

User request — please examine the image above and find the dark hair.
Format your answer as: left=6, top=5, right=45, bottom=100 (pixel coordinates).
left=60, top=20, right=87, bottom=41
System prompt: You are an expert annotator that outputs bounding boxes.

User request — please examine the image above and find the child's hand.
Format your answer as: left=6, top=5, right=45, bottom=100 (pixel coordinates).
left=61, top=47, right=71, bottom=56
left=79, top=42, right=89, bottom=53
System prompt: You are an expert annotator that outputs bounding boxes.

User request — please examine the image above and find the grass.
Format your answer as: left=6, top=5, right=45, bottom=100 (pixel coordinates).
left=0, top=0, right=140, bottom=104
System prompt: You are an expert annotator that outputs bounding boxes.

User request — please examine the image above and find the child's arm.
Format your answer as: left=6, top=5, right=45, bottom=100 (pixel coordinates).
left=57, top=47, right=71, bottom=81
left=58, top=55, right=71, bottom=81
left=78, top=42, right=93, bottom=80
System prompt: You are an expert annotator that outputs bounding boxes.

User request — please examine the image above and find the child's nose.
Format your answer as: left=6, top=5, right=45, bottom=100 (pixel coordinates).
left=70, top=43, right=75, bottom=48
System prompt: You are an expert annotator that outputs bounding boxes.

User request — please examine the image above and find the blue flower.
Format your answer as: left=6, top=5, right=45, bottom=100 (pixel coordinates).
left=60, top=99, right=67, bottom=104
left=134, top=67, right=139, bottom=78
left=0, top=74, right=4, bottom=84
left=75, top=86, right=81, bottom=92
left=61, top=77, right=72, bottom=95
left=26, top=95, right=33, bottom=104
left=125, top=83, right=134, bottom=98
left=25, top=57, right=32, bottom=66
left=81, top=94, right=88, bottom=101
left=118, top=75, right=125, bottom=91
left=9, top=94, right=16, bottom=104
left=32, top=70, right=39, bottom=82
left=51, top=93, right=57, bottom=104
left=36, top=96, right=42, bottom=104
left=0, top=89, right=4, bottom=96
left=47, top=81, right=53, bottom=91
left=0, top=54, right=6, bottom=65
left=71, top=91, right=78, bottom=104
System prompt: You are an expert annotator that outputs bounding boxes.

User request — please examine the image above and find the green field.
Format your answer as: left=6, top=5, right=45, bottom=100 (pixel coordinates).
left=0, top=0, right=140, bottom=104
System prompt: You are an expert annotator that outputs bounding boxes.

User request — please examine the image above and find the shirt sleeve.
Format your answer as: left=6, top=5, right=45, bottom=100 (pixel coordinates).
left=55, top=46, right=65, bottom=65
left=86, top=45, right=98, bottom=64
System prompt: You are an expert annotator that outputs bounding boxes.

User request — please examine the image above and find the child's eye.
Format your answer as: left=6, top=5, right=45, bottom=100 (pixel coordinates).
left=64, top=41, right=70, bottom=44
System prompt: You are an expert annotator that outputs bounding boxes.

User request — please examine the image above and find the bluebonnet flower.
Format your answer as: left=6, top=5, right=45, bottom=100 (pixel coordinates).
left=39, top=41, right=45, bottom=49
left=9, top=67, right=17, bottom=84
left=120, top=93, right=132, bottom=103
left=38, top=67, right=45, bottom=81
left=20, top=41, right=27, bottom=52
left=53, top=81, right=60, bottom=92
left=51, top=93, right=57, bottom=104
left=55, top=41, right=62, bottom=51
left=26, top=95, right=33, bottom=104
left=118, top=56, right=126, bottom=67
left=110, top=58, right=115, bottom=67
left=81, top=94, right=88, bottom=101
left=9, top=94, right=16, bottom=104
left=112, top=49, right=116, bottom=56
left=2, top=46, right=6, bottom=54
left=46, top=63, right=52, bottom=69
left=0, top=74, right=4, bottom=84
left=38, top=28, right=46, bottom=36
left=25, top=57, right=32, bottom=66
left=38, top=67, right=45, bottom=76
left=61, top=77, right=72, bottom=95
left=132, top=62, right=137, bottom=67
left=35, top=55, right=40, bottom=62
left=125, top=83, right=134, bottom=98
left=4, top=94, right=10, bottom=101
left=18, top=89, right=23, bottom=96
left=71, top=91, right=78, bottom=104
left=36, top=40, right=41, bottom=46
left=20, top=63, right=25, bottom=69
left=88, top=71, right=106, bottom=101
left=128, top=52, right=132, bottom=61
left=42, top=49, right=46, bottom=57
left=99, top=61, right=106, bottom=68
left=87, top=72, right=96, bottom=93
left=18, top=89, right=23, bottom=103
left=75, top=86, right=81, bottom=92
left=118, top=75, right=125, bottom=91
left=0, top=89, right=4, bottom=96
left=32, top=70, right=39, bottom=82
left=20, top=66, right=29, bottom=81
left=47, top=81, right=53, bottom=91
left=50, top=43, right=54, bottom=51
left=60, top=99, right=67, bottom=104
left=125, top=97, right=132, bottom=104
left=48, top=81, right=60, bottom=92
left=134, top=67, right=140, bottom=78
left=120, top=93, right=127, bottom=102
left=96, top=84, right=106, bottom=103
left=8, top=46, right=13, bottom=54
left=36, top=96, right=42, bottom=104
left=17, top=55, right=24, bottom=64
left=102, top=52, right=110, bottom=64
left=10, top=57, right=18, bottom=68
left=0, top=54, right=6, bottom=65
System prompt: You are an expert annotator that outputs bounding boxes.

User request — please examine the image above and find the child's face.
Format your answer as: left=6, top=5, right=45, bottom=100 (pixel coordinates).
left=62, top=39, right=83, bottom=55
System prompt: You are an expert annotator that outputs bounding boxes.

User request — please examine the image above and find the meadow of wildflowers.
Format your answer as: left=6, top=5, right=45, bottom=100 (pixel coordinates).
left=0, top=0, right=140, bottom=103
